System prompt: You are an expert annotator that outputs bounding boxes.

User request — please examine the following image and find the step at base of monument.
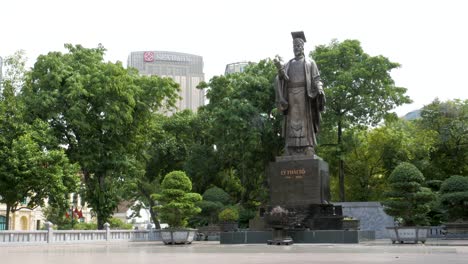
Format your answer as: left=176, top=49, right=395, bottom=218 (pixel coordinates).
left=220, top=230, right=373, bottom=244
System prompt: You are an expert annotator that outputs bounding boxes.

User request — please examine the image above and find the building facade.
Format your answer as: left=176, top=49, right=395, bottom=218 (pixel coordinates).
left=0, top=194, right=93, bottom=231
left=127, top=51, right=205, bottom=112
left=0, top=204, right=43, bottom=231
left=225, top=61, right=249, bottom=75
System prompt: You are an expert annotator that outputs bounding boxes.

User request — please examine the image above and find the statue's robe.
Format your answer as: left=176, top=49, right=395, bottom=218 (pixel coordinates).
left=275, top=57, right=325, bottom=152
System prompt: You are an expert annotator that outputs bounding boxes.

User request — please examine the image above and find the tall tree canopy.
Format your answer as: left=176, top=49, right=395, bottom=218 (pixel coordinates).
left=131, top=109, right=207, bottom=228
left=342, top=119, right=436, bottom=201
left=198, top=59, right=283, bottom=207
left=312, top=39, right=411, bottom=201
left=0, top=51, right=79, bottom=230
left=417, top=98, right=468, bottom=180
left=22, top=44, right=179, bottom=228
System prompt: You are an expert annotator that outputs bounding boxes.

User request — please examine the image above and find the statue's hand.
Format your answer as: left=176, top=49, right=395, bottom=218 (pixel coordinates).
left=278, top=99, right=289, bottom=111
left=279, top=69, right=289, bottom=81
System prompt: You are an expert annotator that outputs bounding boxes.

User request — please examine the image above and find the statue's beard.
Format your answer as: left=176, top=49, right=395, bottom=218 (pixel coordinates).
left=294, top=50, right=304, bottom=58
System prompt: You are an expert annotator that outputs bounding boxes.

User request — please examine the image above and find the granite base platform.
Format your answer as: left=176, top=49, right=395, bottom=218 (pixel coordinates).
left=220, top=230, right=375, bottom=244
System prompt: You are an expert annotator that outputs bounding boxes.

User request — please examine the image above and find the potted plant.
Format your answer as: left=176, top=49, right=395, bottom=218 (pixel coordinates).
left=382, top=162, right=435, bottom=244
left=264, top=206, right=292, bottom=245
left=152, top=171, right=202, bottom=244
left=218, top=207, right=239, bottom=232
left=440, top=175, right=468, bottom=237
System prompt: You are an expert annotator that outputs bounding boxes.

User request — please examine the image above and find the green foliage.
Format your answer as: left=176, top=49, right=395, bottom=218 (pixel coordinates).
left=203, top=186, right=232, bottom=205
left=194, top=187, right=232, bottom=225
left=72, top=222, right=97, bottom=230
left=197, top=200, right=223, bottom=223
left=107, top=217, right=133, bottom=230
left=218, top=207, right=239, bottom=222
left=388, top=162, right=425, bottom=184
left=440, top=175, right=468, bottom=221
left=238, top=207, right=256, bottom=228
left=161, top=171, right=192, bottom=192
left=200, top=59, right=282, bottom=206
left=383, top=162, right=435, bottom=226
left=417, top=99, right=468, bottom=180
left=0, top=51, right=80, bottom=230
left=42, top=206, right=73, bottom=230
left=312, top=39, right=411, bottom=201
left=23, top=44, right=179, bottom=229
left=132, top=110, right=213, bottom=228
left=152, top=171, right=202, bottom=228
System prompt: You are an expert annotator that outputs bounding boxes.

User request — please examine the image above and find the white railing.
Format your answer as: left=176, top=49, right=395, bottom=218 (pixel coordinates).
left=0, top=222, right=161, bottom=244
left=0, top=231, right=48, bottom=243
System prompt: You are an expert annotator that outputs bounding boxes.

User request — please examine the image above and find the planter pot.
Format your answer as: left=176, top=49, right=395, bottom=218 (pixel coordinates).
left=386, top=226, right=429, bottom=244
left=160, top=229, right=197, bottom=245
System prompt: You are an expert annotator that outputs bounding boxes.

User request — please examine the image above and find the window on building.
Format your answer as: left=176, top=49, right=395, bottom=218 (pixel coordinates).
left=0, top=216, right=6, bottom=230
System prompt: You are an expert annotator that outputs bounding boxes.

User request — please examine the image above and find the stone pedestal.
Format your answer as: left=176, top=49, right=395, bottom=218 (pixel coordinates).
left=266, top=156, right=343, bottom=230
left=269, top=156, right=330, bottom=205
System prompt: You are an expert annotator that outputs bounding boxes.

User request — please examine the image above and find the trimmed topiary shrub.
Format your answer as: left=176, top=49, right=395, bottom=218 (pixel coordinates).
left=440, top=175, right=468, bottom=221
left=203, top=186, right=232, bottom=205
left=218, top=207, right=239, bottom=222
left=195, top=186, right=232, bottom=225
left=383, top=162, right=435, bottom=226
left=152, top=171, right=202, bottom=228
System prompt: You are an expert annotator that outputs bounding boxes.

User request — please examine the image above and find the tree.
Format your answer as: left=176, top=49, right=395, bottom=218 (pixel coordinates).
left=132, top=110, right=202, bottom=229
left=383, top=162, right=435, bottom=226
left=198, top=60, right=283, bottom=207
left=418, top=99, right=468, bottom=180
left=151, top=171, right=202, bottom=228
left=22, top=44, right=179, bottom=229
left=440, top=175, right=468, bottom=222
left=196, top=186, right=232, bottom=225
left=0, top=51, right=79, bottom=230
left=343, top=119, right=436, bottom=201
left=312, top=39, right=412, bottom=201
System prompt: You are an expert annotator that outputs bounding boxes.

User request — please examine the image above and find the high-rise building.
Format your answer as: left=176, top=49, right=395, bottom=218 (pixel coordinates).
left=225, top=61, right=249, bottom=75
left=127, top=51, right=205, bottom=112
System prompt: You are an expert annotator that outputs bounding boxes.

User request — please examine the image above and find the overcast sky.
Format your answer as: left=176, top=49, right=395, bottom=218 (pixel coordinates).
left=1, top=0, right=467, bottom=116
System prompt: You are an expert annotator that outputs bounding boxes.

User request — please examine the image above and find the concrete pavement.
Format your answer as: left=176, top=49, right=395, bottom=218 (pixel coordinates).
left=1, top=239, right=468, bottom=264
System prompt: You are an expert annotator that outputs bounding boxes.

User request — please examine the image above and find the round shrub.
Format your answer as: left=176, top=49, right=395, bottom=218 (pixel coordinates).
left=440, top=175, right=468, bottom=221
left=152, top=171, right=202, bottom=228
left=203, top=186, right=231, bottom=205
left=218, top=208, right=239, bottom=222
left=161, top=171, right=192, bottom=192
left=440, top=175, right=468, bottom=193
left=388, top=162, right=425, bottom=185
left=383, top=162, right=435, bottom=226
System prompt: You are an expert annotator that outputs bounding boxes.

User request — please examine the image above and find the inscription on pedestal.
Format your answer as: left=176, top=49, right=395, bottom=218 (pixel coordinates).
left=269, top=157, right=329, bottom=206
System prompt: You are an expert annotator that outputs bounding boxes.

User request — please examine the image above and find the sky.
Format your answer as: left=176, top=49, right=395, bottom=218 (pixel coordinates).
left=1, top=0, right=467, bottom=116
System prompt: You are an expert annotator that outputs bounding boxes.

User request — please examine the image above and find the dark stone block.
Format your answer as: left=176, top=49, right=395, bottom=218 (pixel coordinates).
left=220, top=230, right=366, bottom=244
left=220, top=231, right=272, bottom=244
left=261, top=204, right=344, bottom=230
left=219, top=232, right=246, bottom=244
left=269, top=157, right=330, bottom=205
left=247, top=231, right=273, bottom=243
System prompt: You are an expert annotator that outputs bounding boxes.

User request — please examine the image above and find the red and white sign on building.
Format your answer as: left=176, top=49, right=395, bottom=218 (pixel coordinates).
left=143, top=51, right=154, bottom=62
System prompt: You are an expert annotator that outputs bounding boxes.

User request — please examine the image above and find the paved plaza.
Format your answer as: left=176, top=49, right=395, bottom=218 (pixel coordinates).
left=1, top=240, right=468, bottom=264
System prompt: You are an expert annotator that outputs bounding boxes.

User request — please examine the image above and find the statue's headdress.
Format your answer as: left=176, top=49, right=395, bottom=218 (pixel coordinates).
left=291, top=31, right=306, bottom=44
